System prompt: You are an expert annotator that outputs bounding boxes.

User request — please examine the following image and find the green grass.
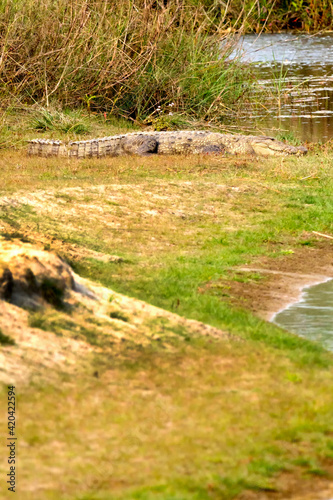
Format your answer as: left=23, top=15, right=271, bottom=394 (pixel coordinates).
left=31, top=109, right=91, bottom=135
left=72, top=256, right=330, bottom=368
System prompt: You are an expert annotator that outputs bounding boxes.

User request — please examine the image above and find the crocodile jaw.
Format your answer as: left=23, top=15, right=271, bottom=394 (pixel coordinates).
left=251, top=139, right=308, bottom=157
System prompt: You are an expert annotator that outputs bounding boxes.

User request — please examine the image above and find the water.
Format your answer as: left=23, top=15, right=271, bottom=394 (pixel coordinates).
left=234, top=33, right=333, bottom=142
left=273, top=279, right=333, bottom=350
left=233, top=34, right=333, bottom=346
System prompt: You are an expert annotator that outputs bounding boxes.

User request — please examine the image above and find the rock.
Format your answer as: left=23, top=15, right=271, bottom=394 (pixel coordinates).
left=0, top=239, right=75, bottom=309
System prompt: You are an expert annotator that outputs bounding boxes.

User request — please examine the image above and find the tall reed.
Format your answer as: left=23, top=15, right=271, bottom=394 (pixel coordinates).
left=0, top=0, right=252, bottom=122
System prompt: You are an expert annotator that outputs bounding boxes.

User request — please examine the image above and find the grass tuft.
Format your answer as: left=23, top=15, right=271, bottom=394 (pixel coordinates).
left=109, top=310, right=129, bottom=322
left=31, top=109, right=91, bottom=135
left=0, top=328, right=15, bottom=346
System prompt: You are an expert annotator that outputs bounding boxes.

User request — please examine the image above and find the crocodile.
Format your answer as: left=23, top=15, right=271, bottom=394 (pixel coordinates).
left=27, top=131, right=307, bottom=158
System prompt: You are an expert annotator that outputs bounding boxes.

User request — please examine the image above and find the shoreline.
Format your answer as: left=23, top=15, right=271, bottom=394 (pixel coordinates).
left=223, top=241, right=333, bottom=323
left=239, top=267, right=332, bottom=322
left=270, top=275, right=333, bottom=323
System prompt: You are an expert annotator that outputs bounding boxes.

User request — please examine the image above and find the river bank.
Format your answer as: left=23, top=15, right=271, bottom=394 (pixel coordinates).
left=0, top=113, right=333, bottom=499
left=2, top=0, right=330, bottom=132
left=216, top=240, right=333, bottom=322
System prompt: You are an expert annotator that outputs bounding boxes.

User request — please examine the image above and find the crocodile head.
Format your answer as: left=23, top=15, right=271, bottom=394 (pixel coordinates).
left=250, top=137, right=307, bottom=157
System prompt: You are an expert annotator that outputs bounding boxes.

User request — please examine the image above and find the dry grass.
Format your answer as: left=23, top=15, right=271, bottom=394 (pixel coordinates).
left=0, top=132, right=333, bottom=499
left=4, top=340, right=333, bottom=500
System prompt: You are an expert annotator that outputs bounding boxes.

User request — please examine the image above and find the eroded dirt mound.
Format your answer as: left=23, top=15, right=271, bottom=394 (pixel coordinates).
left=0, top=239, right=231, bottom=385
left=0, top=239, right=74, bottom=309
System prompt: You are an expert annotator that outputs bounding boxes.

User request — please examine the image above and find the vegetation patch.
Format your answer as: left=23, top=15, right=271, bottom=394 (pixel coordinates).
left=109, top=310, right=129, bottom=322
left=31, top=109, right=91, bottom=135
left=28, top=310, right=100, bottom=346
left=0, top=1, right=254, bottom=124
left=0, top=328, right=15, bottom=346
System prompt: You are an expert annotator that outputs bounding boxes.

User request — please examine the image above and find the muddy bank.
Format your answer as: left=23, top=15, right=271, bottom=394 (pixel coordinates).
left=218, top=240, right=333, bottom=322
left=238, top=466, right=333, bottom=500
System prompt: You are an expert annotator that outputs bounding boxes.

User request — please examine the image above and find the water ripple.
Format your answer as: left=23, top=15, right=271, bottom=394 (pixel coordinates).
left=232, top=33, right=333, bottom=141
left=273, top=279, right=333, bottom=350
